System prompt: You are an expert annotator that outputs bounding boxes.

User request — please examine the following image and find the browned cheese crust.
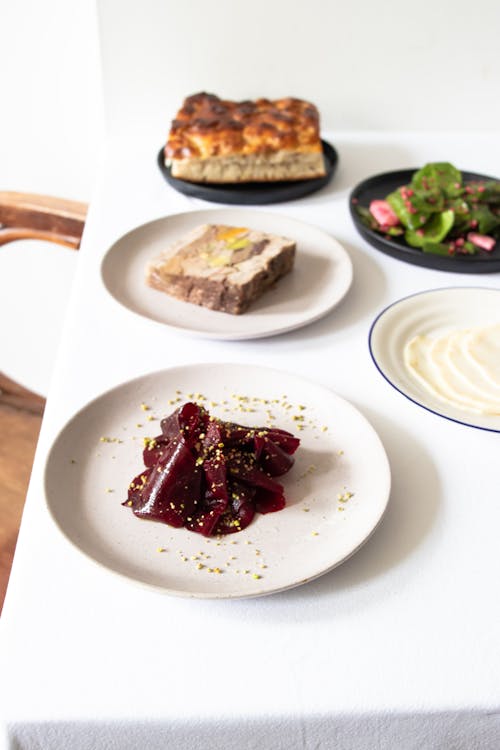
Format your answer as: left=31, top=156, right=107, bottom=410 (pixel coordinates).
left=164, top=93, right=326, bottom=183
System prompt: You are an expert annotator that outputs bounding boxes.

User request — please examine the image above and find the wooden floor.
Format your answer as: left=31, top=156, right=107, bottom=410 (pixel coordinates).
left=0, top=375, right=44, bottom=613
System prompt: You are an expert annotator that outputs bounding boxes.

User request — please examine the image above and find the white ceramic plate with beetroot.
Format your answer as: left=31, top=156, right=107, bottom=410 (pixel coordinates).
left=44, top=364, right=391, bottom=599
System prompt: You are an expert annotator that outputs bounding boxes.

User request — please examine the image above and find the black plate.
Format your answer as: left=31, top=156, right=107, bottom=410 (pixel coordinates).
left=349, top=168, right=500, bottom=273
left=157, top=140, right=338, bottom=205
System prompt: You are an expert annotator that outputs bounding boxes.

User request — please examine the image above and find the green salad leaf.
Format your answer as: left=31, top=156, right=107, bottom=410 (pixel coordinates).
left=481, top=182, right=500, bottom=204
left=470, top=205, right=500, bottom=235
left=411, top=162, right=462, bottom=198
left=405, top=210, right=455, bottom=248
left=355, top=205, right=379, bottom=230
left=386, top=189, right=432, bottom=230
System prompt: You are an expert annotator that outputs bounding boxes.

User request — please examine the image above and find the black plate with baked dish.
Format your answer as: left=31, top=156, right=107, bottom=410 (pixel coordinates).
left=157, top=140, right=338, bottom=205
left=350, top=168, right=500, bottom=273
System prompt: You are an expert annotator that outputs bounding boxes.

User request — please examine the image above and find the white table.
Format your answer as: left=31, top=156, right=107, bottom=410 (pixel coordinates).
left=2, top=132, right=500, bottom=749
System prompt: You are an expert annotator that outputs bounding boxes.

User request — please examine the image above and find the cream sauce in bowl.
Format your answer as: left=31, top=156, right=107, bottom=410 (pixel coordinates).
left=404, top=324, right=500, bottom=415
left=369, top=288, right=500, bottom=432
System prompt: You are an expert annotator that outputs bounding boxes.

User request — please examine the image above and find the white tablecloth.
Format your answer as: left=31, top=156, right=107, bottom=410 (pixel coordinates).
left=2, top=132, right=500, bottom=749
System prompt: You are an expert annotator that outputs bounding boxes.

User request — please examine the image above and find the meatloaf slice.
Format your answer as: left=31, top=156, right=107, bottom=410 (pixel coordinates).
left=146, top=224, right=295, bottom=314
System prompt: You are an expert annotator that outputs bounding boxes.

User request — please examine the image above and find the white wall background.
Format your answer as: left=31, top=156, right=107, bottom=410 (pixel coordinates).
left=99, top=0, right=500, bottom=138
left=2, top=0, right=499, bottom=205
left=1, top=0, right=499, bottom=395
left=1, top=0, right=103, bottom=202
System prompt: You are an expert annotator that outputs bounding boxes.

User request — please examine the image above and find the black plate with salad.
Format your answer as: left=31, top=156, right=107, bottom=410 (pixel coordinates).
left=350, top=163, right=500, bottom=272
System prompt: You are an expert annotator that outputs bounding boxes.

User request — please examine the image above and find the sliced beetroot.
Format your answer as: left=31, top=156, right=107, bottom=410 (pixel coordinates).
left=125, top=468, right=153, bottom=509
left=254, top=435, right=295, bottom=476
left=223, top=425, right=256, bottom=448
left=124, top=402, right=299, bottom=536
left=229, top=461, right=284, bottom=494
left=254, top=487, right=286, bottom=514
left=185, top=512, right=219, bottom=536
left=160, top=408, right=183, bottom=440
left=214, top=503, right=255, bottom=535
left=212, top=482, right=256, bottom=535
left=229, top=479, right=257, bottom=507
left=142, top=435, right=169, bottom=467
left=201, top=419, right=229, bottom=502
left=203, top=455, right=229, bottom=502
left=160, top=401, right=208, bottom=450
left=132, top=439, right=202, bottom=527
left=223, top=422, right=299, bottom=454
left=264, top=428, right=301, bottom=454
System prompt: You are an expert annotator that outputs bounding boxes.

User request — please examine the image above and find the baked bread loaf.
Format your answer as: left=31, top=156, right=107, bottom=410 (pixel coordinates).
left=164, top=93, right=326, bottom=184
left=146, top=224, right=296, bottom=314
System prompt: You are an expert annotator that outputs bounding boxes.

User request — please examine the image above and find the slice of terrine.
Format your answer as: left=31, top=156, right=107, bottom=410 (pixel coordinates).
left=146, top=224, right=296, bottom=314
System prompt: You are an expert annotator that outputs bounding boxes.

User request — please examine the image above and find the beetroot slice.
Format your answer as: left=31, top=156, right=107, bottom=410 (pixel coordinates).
left=124, top=402, right=299, bottom=536
left=143, top=435, right=169, bottom=467
left=264, top=428, right=301, bottom=454
left=213, top=481, right=257, bottom=535
left=229, top=461, right=284, bottom=494
left=132, top=439, right=202, bottom=527
left=202, top=419, right=229, bottom=503
left=254, top=487, right=286, bottom=514
left=125, top=468, right=153, bottom=508
left=254, top=435, right=295, bottom=476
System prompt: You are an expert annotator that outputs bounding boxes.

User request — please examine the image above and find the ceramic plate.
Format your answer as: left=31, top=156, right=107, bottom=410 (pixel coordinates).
left=101, top=209, right=352, bottom=340
left=350, top=168, right=500, bottom=273
left=369, top=287, right=500, bottom=431
left=157, top=140, right=338, bottom=205
left=44, top=364, right=391, bottom=599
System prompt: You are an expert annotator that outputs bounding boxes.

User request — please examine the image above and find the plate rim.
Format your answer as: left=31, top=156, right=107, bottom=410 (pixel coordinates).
left=100, top=207, right=353, bottom=341
left=368, top=286, right=500, bottom=433
left=43, top=362, right=391, bottom=599
left=350, top=167, right=500, bottom=273
left=157, top=139, right=339, bottom=205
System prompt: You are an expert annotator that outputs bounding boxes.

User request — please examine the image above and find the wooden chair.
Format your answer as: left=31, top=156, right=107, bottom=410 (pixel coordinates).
left=0, top=193, right=87, bottom=612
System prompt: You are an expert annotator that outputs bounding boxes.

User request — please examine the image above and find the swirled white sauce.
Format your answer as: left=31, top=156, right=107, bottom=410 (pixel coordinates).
left=404, top=324, right=500, bottom=415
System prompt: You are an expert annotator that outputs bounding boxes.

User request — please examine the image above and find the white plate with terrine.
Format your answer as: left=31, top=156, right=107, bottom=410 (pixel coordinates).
left=101, top=209, right=353, bottom=340
left=44, top=363, right=391, bottom=599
